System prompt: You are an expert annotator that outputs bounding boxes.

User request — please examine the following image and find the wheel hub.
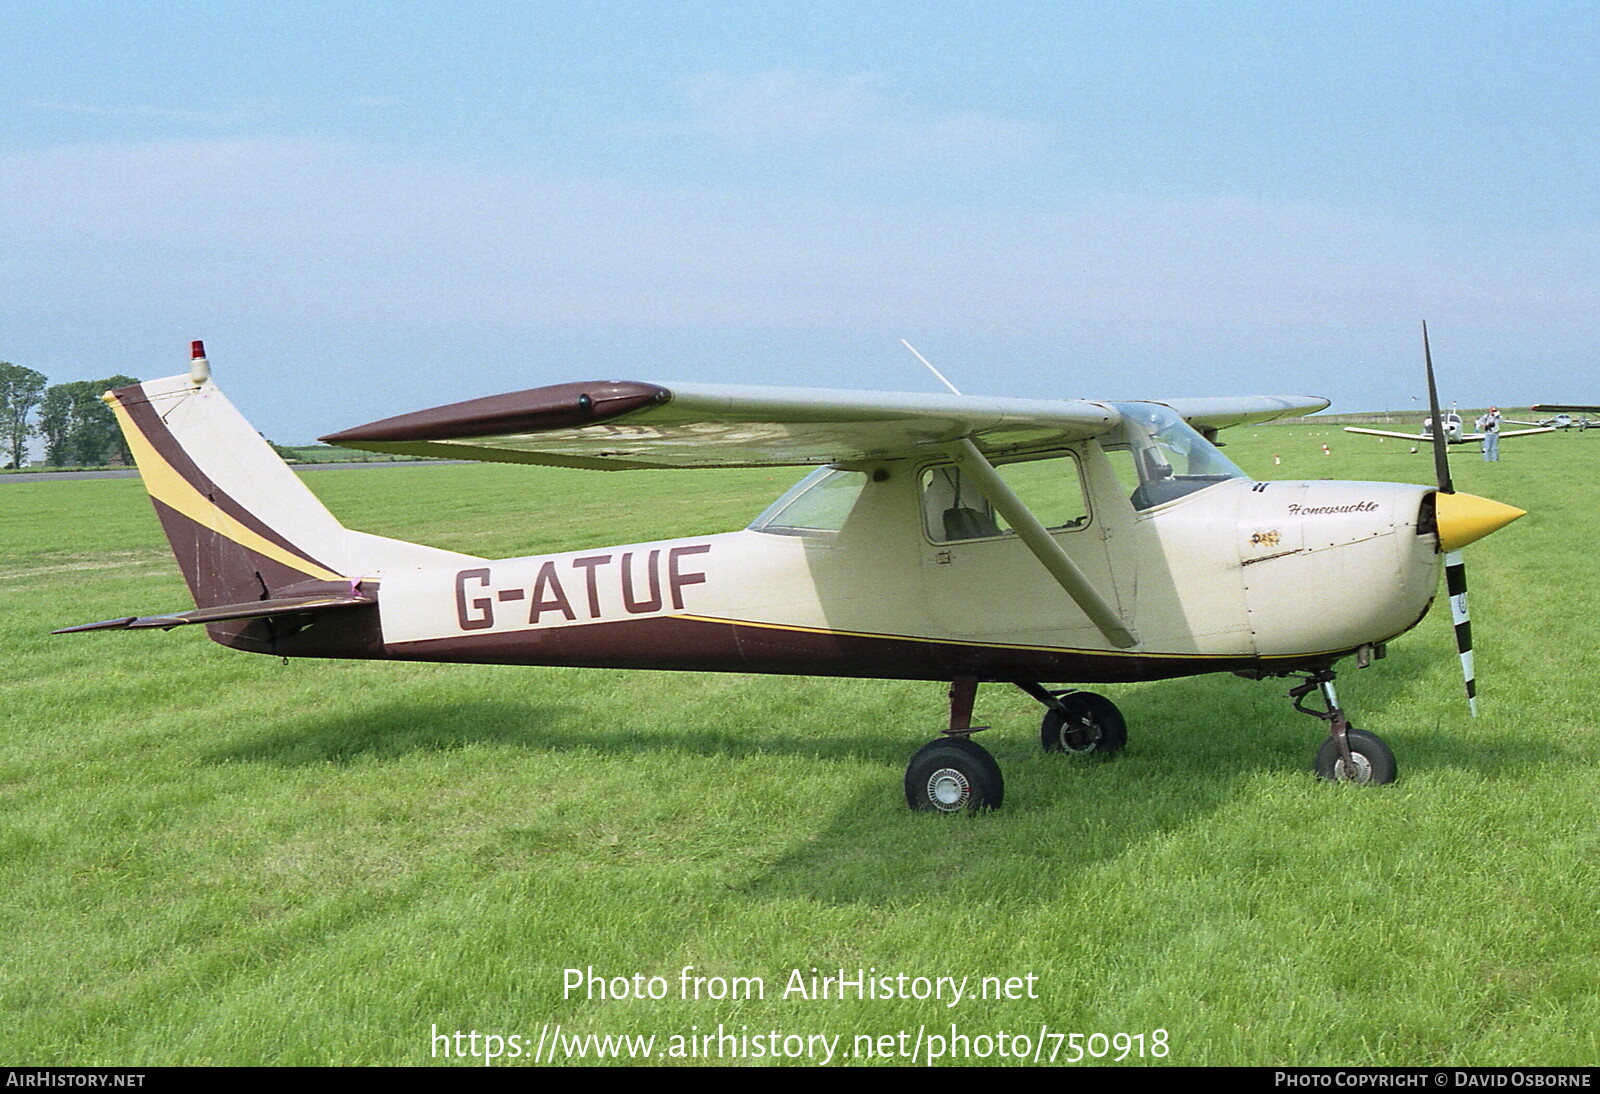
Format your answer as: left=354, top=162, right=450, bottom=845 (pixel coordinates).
left=1334, top=753, right=1374, bottom=784
left=1061, top=717, right=1099, bottom=752
left=927, top=768, right=971, bottom=811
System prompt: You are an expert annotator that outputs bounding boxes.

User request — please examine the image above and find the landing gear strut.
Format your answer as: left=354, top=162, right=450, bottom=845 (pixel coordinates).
left=1289, top=669, right=1397, bottom=785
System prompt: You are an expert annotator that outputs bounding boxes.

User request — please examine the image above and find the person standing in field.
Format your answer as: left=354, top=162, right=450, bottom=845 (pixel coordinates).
left=1477, top=406, right=1502, bottom=461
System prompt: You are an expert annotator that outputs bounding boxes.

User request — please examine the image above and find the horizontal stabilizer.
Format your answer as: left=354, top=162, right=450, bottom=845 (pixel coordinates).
left=53, top=591, right=374, bottom=634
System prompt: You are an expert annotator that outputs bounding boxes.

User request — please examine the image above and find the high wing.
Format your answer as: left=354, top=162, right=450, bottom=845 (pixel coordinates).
left=322, top=380, right=1328, bottom=469
left=1531, top=404, right=1600, bottom=413
left=1343, top=427, right=1436, bottom=442
left=1153, top=395, right=1331, bottom=433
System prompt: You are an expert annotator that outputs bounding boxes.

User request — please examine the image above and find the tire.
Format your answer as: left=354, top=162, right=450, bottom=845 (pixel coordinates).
left=1314, top=728, right=1397, bottom=785
left=905, top=737, right=1004, bottom=813
left=1040, top=691, right=1128, bottom=755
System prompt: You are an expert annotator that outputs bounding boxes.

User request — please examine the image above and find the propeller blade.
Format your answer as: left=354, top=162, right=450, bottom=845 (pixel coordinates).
left=1444, top=549, right=1476, bottom=716
left=1421, top=321, right=1454, bottom=495
left=1422, top=323, right=1476, bottom=715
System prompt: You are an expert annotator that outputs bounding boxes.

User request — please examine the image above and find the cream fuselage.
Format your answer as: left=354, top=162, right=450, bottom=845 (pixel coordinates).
left=371, top=447, right=1440, bottom=683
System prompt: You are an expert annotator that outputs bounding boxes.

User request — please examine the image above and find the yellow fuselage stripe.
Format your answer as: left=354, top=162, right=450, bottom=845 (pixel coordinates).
left=678, top=614, right=1244, bottom=660
left=108, top=393, right=344, bottom=582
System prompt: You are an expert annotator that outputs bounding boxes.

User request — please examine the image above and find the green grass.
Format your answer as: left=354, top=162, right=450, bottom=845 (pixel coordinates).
left=2, top=423, right=1597, bottom=1066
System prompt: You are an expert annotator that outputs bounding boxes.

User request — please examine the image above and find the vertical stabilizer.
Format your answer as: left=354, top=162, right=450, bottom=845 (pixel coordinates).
left=107, top=373, right=355, bottom=610
left=105, top=349, right=476, bottom=618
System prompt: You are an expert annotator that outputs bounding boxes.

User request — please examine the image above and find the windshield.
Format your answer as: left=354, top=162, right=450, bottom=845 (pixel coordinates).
left=1103, top=402, right=1249, bottom=510
left=748, top=468, right=868, bottom=535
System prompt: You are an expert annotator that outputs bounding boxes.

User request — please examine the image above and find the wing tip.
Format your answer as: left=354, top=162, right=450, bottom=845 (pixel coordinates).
left=322, top=381, right=670, bottom=445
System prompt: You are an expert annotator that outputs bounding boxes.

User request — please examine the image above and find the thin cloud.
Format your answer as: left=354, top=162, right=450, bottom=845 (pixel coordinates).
left=27, top=100, right=246, bottom=125
left=638, top=69, right=1049, bottom=170
left=3, top=137, right=1596, bottom=335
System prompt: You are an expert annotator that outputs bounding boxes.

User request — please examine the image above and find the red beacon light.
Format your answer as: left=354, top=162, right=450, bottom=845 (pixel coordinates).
left=188, top=340, right=211, bottom=385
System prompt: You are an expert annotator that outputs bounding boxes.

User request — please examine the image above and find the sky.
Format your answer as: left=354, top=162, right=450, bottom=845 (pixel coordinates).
left=2, top=2, right=1597, bottom=442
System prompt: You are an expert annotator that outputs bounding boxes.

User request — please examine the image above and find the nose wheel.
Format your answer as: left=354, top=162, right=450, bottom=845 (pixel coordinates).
left=1314, top=728, right=1397, bottom=784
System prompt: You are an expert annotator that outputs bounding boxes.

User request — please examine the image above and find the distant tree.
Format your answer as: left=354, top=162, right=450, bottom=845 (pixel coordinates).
left=263, top=436, right=299, bottom=462
left=0, top=362, right=47, bottom=468
left=38, top=376, right=139, bottom=467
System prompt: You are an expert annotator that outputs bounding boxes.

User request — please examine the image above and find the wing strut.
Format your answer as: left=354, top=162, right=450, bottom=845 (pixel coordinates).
left=944, top=438, right=1139, bottom=649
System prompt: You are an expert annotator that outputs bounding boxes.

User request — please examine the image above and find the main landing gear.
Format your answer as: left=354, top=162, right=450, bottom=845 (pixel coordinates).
left=904, top=677, right=1128, bottom=813
left=1288, top=669, right=1397, bottom=785
left=905, top=668, right=1398, bottom=811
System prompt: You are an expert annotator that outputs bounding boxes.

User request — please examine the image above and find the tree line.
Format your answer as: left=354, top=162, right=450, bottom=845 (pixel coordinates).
left=0, top=362, right=139, bottom=469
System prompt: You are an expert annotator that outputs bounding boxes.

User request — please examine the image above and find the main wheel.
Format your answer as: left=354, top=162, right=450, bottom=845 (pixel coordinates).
left=1314, top=728, right=1397, bottom=785
left=1040, top=691, right=1127, bottom=755
left=905, top=737, right=1004, bottom=813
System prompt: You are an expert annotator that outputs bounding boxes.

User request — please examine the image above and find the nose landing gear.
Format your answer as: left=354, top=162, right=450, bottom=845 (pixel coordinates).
left=1289, top=669, right=1397, bottom=785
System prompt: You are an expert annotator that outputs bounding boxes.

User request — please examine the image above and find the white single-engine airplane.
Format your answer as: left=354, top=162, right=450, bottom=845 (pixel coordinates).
left=1514, top=405, right=1600, bottom=432
left=58, top=331, right=1526, bottom=811
left=1344, top=406, right=1555, bottom=446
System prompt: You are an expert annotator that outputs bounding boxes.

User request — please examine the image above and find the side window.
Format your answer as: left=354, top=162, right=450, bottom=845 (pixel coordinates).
left=1100, top=444, right=1144, bottom=497
left=921, top=453, right=1088, bottom=543
left=749, top=468, right=869, bottom=535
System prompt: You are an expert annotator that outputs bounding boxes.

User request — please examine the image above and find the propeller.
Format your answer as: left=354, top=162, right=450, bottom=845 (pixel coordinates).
left=1421, top=322, right=1525, bottom=716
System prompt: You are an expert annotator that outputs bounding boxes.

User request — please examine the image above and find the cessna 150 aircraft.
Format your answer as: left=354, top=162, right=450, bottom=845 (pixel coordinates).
left=57, top=333, right=1525, bottom=812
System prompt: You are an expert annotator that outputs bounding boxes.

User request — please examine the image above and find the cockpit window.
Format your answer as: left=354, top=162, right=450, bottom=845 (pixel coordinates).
left=1102, top=402, right=1249, bottom=510
left=748, top=468, right=868, bottom=535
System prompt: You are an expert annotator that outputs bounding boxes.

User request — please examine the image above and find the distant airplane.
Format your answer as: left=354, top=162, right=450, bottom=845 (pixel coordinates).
left=1345, top=405, right=1555, bottom=446
left=1513, top=405, right=1600, bottom=432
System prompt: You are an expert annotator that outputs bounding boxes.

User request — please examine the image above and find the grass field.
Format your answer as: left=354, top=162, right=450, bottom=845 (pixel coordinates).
left=2, top=418, right=1597, bottom=1067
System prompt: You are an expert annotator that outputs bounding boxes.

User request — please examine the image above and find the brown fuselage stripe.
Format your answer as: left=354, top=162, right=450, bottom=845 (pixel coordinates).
left=116, top=383, right=338, bottom=576
left=149, top=497, right=331, bottom=608
left=378, top=615, right=1341, bottom=683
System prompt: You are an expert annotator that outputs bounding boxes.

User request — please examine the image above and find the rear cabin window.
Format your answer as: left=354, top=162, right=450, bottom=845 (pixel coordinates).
left=920, top=452, right=1088, bottom=543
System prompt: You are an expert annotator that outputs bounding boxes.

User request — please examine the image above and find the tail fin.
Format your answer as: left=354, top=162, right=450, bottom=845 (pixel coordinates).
left=105, top=344, right=478, bottom=615
left=108, top=371, right=354, bottom=609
